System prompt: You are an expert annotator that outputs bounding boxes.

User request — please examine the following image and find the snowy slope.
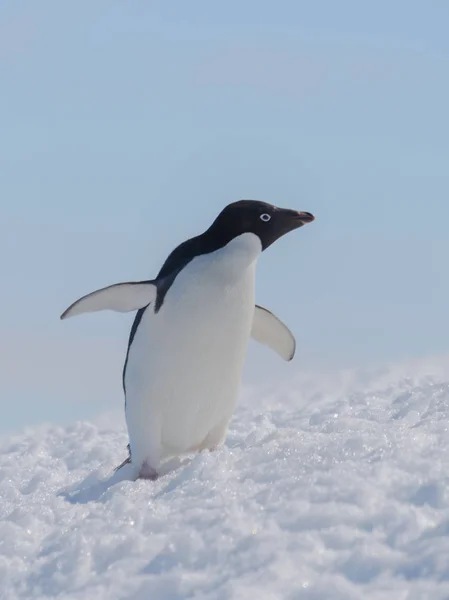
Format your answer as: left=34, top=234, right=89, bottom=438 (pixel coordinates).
left=2, top=360, right=449, bottom=600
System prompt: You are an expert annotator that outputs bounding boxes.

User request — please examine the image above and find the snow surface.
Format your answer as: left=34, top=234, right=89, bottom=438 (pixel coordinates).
left=2, top=359, right=449, bottom=600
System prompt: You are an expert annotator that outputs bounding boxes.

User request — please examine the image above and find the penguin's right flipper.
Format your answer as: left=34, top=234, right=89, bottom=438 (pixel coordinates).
left=60, top=281, right=157, bottom=320
left=251, top=305, right=296, bottom=361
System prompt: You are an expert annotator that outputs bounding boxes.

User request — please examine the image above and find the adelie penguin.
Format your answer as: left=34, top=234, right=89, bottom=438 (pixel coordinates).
left=61, top=200, right=315, bottom=480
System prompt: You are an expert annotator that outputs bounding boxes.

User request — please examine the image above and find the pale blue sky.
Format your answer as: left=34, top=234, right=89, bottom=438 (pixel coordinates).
left=1, top=1, right=449, bottom=432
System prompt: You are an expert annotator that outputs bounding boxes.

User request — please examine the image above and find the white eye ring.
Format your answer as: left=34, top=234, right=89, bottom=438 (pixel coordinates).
left=260, top=213, right=271, bottom=222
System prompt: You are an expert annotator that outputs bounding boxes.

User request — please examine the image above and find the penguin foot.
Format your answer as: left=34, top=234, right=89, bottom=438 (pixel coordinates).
left=138, top=461, right=159, bottom=481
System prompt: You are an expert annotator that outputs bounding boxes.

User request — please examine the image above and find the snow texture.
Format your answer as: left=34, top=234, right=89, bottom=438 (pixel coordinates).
left=2, top=359, right=449, bottom=600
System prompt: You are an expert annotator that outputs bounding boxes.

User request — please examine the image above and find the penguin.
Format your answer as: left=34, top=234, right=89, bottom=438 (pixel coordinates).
left=61, top=200, right=315, bottom=480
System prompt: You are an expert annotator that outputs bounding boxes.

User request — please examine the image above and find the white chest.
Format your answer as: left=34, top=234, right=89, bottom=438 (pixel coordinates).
left=124, top=234, right=261, bottom=463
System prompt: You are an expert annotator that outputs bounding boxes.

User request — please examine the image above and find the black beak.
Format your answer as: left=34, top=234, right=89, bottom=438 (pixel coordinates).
left=279, top=209, right=315, bottom=229
left=294, top=211, right=315, bottom=226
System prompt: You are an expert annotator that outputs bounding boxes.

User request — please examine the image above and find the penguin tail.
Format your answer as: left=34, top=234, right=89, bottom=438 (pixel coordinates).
left=114, top=444, right=131, bottom=472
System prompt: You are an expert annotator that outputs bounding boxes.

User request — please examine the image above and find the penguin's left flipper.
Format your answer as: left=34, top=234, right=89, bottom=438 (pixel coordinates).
left=60, top=281, right=157, bottom=320
left=251, top=305, right=296, bottom=361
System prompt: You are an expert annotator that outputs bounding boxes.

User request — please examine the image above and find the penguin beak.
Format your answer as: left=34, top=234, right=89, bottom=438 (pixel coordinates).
left=279, top=209, right=315, bottom=230
left=294, top=211, right=315, bottom=226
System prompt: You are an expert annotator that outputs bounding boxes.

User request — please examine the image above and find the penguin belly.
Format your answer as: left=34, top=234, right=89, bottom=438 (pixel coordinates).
left=124, top=259, right=257, bottom=472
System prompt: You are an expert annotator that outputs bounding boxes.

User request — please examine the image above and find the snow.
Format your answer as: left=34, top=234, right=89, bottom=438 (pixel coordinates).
left=2, top=359, right=449, bottom=599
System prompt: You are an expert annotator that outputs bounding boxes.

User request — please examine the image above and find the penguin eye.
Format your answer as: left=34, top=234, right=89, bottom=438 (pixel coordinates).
left=260, top=213, right=271, bottom=222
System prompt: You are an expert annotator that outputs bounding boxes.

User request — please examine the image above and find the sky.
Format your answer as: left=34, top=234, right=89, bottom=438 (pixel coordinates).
left=1, top=0, right=449, bottom=432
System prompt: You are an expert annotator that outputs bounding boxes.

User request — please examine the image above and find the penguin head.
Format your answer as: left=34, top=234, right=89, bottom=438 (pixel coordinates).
left=208, top=200, right=315, bottom=251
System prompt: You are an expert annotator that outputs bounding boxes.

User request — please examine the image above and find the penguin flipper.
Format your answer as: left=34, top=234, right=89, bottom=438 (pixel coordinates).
left=251, top=305, right=296, bottom=361
left=60, top=281, right=157, bottom=320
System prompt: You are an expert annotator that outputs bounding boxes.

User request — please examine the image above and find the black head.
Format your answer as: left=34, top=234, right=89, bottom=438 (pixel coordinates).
left=206, top=199, right=315, bottom=251
left=156, top=199, right=314, bottom=283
